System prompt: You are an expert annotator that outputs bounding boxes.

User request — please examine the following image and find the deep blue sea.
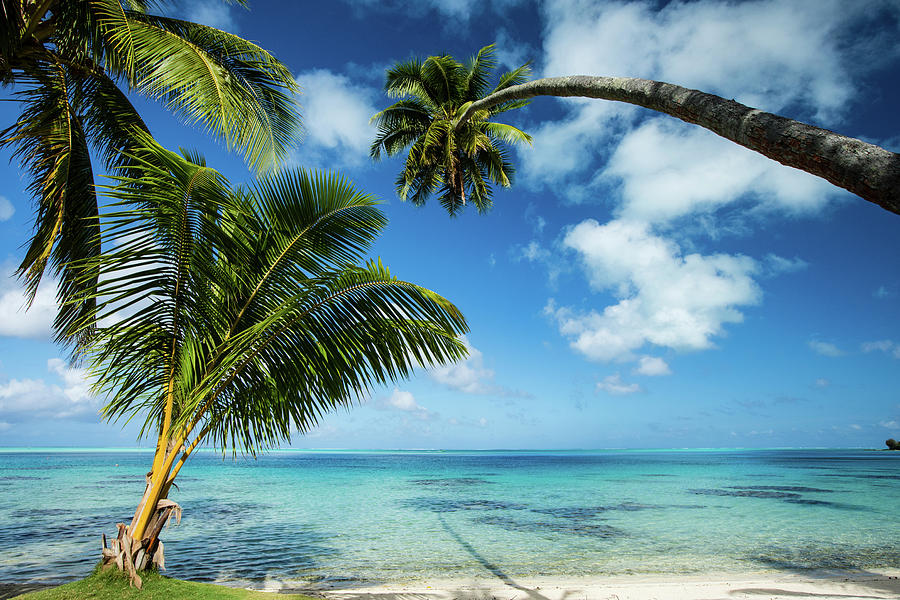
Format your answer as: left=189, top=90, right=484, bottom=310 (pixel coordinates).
left=1, top=448, right=899, bottom=587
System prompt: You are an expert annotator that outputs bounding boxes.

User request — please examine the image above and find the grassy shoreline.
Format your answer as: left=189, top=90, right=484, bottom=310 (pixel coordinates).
left=5, top=569, right=318, bottom=600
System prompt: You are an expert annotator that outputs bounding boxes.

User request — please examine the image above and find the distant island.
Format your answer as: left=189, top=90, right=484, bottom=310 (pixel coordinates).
left=886, top=439, right=900, bottom=450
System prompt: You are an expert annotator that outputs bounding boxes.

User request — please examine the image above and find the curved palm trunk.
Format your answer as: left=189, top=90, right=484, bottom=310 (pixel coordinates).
left=100, top=434, right=196, bottom=587
left=456, top=76, right=900, bottom=216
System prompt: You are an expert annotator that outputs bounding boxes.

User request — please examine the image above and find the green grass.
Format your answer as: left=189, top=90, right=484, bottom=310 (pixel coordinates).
left=13, top=568, right=320, bottom=600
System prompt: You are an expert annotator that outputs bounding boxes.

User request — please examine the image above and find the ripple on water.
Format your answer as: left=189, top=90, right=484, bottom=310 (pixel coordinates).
left=472, top=515, right=625, bottom=538
left=166, top=522, right=338, bottom=582
left=400, top=497, right=528, bottom=513
left=725, top=485, right=833, bottom=493
left=688, top=487, right=860, bottom=509
left=409, top=477, right=493, bottom=487
left=531, top=502, right=662, bottom=519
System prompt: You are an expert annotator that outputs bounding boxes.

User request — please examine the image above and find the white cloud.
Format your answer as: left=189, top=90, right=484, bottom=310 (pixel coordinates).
left=520, top=101, right=631, bottom=188
left=0, top=264, right=56, bottom=339
left=494, top=27, right=534, bottom=70
left=524, top=0, right=880, bottom=209
left=0, top=196, right=13, bottom=221
left=344, top=0, right=528, bottom=22
left=603, top=119, right=838, bottom=223
left=850, top=424, right=862, bottom=431
left=633, top=356, right=671, bottom=376
left=378, top=388, right=433, bottom=421
left=520, top=240, right=550, bottom=262
left=546, top=219, right=761, bottom=361
left=541, top=0, right=858, bottom=118
left=814, top=378, right=831, bottom=388
left=184, top=1, right=237, bottom=31
left=880, top=420, right=899, bottom=429
left=596, top=373, right=641, bottom=395
left=862, top=340, right=900, bottom=359
left=808, top=340, right=844, bottom=357
left=385, top=388, right=420, bottom=411
left=764, top=254, right=809, bottom=276
left=0, top=358, right=98, bottom=420
left=429, top=337, right=523, bottom=396
left=294, top=69, right=378, bottom=167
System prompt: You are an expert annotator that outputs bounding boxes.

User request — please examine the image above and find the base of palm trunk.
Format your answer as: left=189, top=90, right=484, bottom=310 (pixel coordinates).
left=100, top=500, right=181, bottom=588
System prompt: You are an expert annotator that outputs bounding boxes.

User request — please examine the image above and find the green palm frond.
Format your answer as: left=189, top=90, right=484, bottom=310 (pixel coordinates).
left=464, top=44, right=496, bottom=100
left=384, top=58, right=435, bottom=104
left=482, top=121, right=532, bottom=146
left=372, top=44, right=532, bottom=215
left=74, top=68, right=150, bottom=171
left=494, top=62, right=532, bottom=93
left=0, top=60, right=100, bottom=351
left=0, top=0, right=25, bottom=81
left=81, top=138, right=468, bottom=455
left=5, top=0, right=303, bottom=348
left=126, top=13, right=300, bottom=172
left=369, top=98, right=431, bottom=159
left=421, top=54, right=464, bottom=106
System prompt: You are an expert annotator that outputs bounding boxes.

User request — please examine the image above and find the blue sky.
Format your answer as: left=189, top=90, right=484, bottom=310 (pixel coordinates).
left=1, top=0, right=899, bottom=449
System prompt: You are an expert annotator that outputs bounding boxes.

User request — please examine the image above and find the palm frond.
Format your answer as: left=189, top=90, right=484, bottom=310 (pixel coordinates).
left=371, top=46, right=533, bottom=215
left=384, top=58, right=437, bottom=105
left=126, top=12, right=300, bottom=172
left=0, top=60, right=100, bottom=352
left=421, top=53, right=464, bottom=106
left=464, top=44, right=496, bottom=100
left=83, top=139, right=468, bottom=455
left=482, top=121, right=532, bottom=146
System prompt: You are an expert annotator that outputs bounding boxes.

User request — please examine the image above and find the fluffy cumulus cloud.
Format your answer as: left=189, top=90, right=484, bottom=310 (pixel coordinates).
left=0, top=264, right=55, bottom=339
left=546, top=219, right=761, bottom=362
left=633, top=356, right=671, bottom=376
left=540, top=0, right=863, bottom=117
left=596, top=373, right=641, bottom=395
left=377, top=388, right=434, bottom=421
left=521, top=0, right=883, bottom=213
left=602, top=119, right=839, bottom=223
left=428, top=337, right=522, bottom=396
left=0, top=196, right=13, bottom=221
left=293, top=69, right=378, bottom=167
left=0, top=358, right=98, bottom=421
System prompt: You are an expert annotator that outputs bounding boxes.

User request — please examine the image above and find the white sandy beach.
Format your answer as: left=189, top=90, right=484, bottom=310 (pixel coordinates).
left=269, top=570, right=900, bottom=600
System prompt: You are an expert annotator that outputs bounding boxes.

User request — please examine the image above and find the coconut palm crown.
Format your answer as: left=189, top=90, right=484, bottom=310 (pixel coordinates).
left=370, top=44, right=532, bottom=216
left=76, top=138, right=468, bottom=581
left=0, top=0, right=300, bottom=350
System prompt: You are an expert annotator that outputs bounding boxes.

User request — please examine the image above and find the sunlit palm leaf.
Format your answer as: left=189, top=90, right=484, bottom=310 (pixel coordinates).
left=126, top=13, right=299, bottom=172
left=79, top=139, right=468, bottom=456
left=372, top=44, right=532, bottom=216
left=0, top=60, right=100, bottom=350
left=4, top=1, right=301, bottom=350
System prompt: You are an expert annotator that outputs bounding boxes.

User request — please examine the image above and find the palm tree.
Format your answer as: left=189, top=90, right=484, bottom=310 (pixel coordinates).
left=370, top=44, right=532, bottom=216
left=453, top=76, right=900, bottom=217
left=0, top=0, right=301, bottom=350
left=375, top=47, right=900, bottom=217
left=76, top=138, right=468, bottom=585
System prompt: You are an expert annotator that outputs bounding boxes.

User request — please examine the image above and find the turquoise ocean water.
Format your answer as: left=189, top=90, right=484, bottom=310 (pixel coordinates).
left=1, top=448, right=899, bottom=587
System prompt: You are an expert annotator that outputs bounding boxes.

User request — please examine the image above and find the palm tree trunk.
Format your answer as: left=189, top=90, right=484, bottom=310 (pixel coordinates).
left=100, top=445, right=183, bottom=587
left=457, top=76, right=900, bottom=216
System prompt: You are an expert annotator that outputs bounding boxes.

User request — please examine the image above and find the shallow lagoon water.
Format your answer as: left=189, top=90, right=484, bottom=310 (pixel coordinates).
left=1, top=448, right=899, bottom=587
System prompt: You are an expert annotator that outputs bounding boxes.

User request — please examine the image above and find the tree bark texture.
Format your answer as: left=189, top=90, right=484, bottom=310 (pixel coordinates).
left=100, top=481, right=181, bottom=588
left=457, top=76, right=900, bottom=216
